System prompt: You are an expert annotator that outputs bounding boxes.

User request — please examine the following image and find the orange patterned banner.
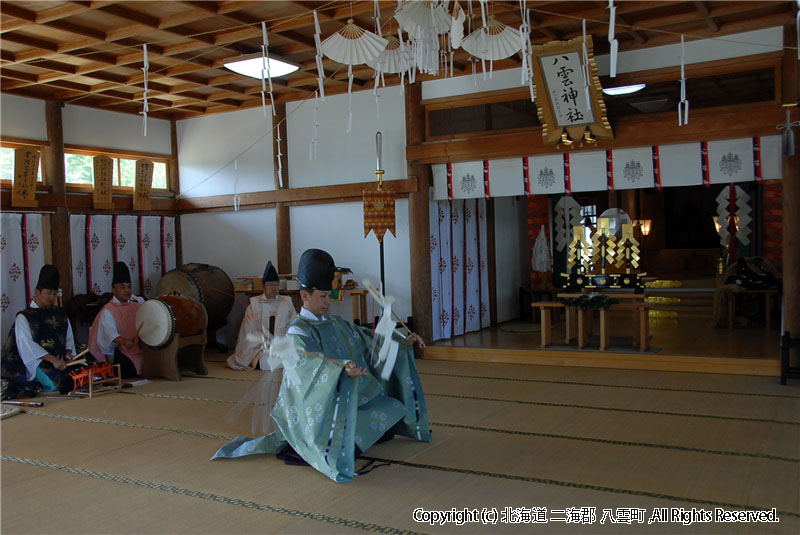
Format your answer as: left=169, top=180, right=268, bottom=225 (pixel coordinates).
left=363, top=188, right=396, bottom=243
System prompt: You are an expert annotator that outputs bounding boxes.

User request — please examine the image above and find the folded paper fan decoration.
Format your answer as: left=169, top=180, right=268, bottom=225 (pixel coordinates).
left=461, top=15, right=521, bottom=60
left=394, top=0, right=452, bottom=75
left=321, top=19, right=388, bottom=132
left=366, top=34, right=413, bottom=74
left=321, top=19, right=388, bottom=65
left=394, top=0, right=452, bottom=37
left=450, top=1, right=466, bottom=49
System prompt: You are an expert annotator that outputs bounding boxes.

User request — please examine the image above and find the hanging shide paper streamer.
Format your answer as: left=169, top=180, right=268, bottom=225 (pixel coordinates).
left=607, top=0, right=618, bottom=78
left=260, top=22, right=276, bottom=117
left=678, top=35, right=689, bottom=126
left=450, top=1, right=465, bottom=49
left=519, top=3, right=535, bottom=101
left=581, top=19, right=592, bottom=109
left=312, top=10, right=326, bottom=100
left=140, top=44, right=149, bottom=137
left=276, top=123, right=284, bottom=188
left=309, top=90, right=320, bottom=160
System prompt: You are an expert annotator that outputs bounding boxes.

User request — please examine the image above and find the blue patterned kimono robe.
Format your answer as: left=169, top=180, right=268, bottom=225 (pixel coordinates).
left=212, top=312, right=431, bottom=482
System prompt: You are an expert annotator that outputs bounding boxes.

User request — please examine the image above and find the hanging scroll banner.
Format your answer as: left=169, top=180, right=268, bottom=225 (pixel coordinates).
left=531, top=36, right=613, bottom=146
left=363, top=187, right=396, bottom=243
left=133, top=159, right=153, bottom=211
left=93, top=155, right=115, bottom=209
left=12, top=148, right=40, bottom=208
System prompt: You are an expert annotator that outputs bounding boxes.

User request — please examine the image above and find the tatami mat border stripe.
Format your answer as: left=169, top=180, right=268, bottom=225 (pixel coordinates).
left=15, top=413, right=799, bottom=519
left=418, top=372, right=800, bottom=399
left=0, top=455, right=425, bottom=535
left=119, top=391, right=238, bottom=403
left=359, top=456, right=800, bottom=519
left=25, top=411, right=238, bottom=441
left=118, top=389, right=800, bottom=426
left=428, top=393, right=800, bottom=426
left=195, top=373, right=800, bottom=399
left=431, top=422, right=800, bottom=463
left=25, top=410, right=799, bottom=465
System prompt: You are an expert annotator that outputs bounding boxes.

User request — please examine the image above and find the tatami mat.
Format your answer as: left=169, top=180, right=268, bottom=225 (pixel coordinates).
left=2, top=358, right=799, bottom=534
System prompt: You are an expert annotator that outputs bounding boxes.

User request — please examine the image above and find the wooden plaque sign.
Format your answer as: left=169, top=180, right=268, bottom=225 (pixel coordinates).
left=93, top=155, right=115, bottom=209
left=531, top=35, right=614, bottom=145
left=133, top=159, right=153, bottom=211
left=11, top=148, right=40, bottom=208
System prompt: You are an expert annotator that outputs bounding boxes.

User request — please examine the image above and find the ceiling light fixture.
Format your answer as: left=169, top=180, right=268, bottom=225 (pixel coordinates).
left=224, top=55, right=299, bottom=79
left=602, top=83, right=646, bottom=96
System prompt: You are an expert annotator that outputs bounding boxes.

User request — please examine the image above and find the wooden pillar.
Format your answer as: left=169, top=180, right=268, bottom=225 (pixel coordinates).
left=273, top=102, right=292, bottom=274
left=44, top=100, right=72, bottom=303
left=170, top=119, right=183, bottom=266
left=405, top=83, right=433, bottom=347
left=782, top=26, right=800, bottom=366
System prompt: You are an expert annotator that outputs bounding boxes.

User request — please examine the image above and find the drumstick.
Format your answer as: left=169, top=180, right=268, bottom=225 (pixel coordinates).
left=3, top=400, right=44, bottom=407
left=72, top=347, right=91, bottom=360
left=66, top=358, right=89, bottom=367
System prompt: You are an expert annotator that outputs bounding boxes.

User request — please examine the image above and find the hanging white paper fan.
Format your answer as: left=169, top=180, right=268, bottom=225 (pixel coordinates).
left=450, top=2, right=466, bottom=49
left=321, top=19, right=388, bottom=65
left=461, top=15, right=521, bottom=60
left=394, top=0, right=452, bottom=37
left=366, top=34, right=413, bottom=74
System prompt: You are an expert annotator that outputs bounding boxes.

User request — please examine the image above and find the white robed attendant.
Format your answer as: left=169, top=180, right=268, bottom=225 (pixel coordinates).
left=227, top=261, right=297, bottom=371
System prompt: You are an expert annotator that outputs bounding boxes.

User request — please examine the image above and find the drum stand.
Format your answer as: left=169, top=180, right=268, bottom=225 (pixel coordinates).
left=140, top=331, right=208, bottom=381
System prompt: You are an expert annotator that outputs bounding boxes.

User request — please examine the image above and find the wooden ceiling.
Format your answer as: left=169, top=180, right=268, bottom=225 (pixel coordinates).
left=1, top=1, right=796, bottom=121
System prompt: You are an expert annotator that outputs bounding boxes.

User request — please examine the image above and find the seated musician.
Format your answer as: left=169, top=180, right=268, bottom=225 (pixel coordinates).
left=87, top=262, right=144, bottom=378
left=212, top=249, right=432, bottom=482
left=226, top=261, right=297, bottom=371
left=1, top=265, right=76, bottom=394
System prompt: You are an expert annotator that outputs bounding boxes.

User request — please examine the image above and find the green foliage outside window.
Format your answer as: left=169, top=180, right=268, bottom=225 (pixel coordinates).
left=1, top=147, right=43, bottom=181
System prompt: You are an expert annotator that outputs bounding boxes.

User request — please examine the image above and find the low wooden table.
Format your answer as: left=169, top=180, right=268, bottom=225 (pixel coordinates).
left=244, top=288, right=369, bottom=325
left=532, top=301, right=565, bottom=347
left=727, top=289, right=779, bottom=330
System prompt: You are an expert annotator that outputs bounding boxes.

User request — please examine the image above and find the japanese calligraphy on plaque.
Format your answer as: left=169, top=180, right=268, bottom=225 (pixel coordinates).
left=531, top=36, right=613, bottom=146
left=11, top=148, right=40, bottom=208
left=93, top=155, right=115, bottom=209
left=133, top=159, right=154, bottom=211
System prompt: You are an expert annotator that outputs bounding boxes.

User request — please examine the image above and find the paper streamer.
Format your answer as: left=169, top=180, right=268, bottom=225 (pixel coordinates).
left=140, top=44, right=149, bottom=137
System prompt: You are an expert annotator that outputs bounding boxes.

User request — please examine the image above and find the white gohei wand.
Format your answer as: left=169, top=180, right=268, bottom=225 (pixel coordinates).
left=362, top=278, right=416, bottom=380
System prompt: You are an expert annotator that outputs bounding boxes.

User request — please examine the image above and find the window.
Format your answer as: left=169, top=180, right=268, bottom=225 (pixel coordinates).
left=0, top=146, right=43, bottom=182
left=65, top=152, right=168, bottom=189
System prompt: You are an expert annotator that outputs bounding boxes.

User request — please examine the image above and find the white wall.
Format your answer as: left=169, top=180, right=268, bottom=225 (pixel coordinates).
left=177, top=107, right=276, bottom=198
left=63, top=104, right=171, bottom=154
left=494, top=196, right=527, bottom=324
left=423, top=27, right=783, bottom=99
left=0, top=94, right=47, bottom=141
left=289, top=198, right=412, bottom=322
left=180, top=207, right=277, bottom=346
left=286, top=85, right=407, bottom=188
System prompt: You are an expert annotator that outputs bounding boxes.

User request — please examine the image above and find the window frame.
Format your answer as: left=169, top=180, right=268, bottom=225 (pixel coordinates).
left=0, top=137, right=49, bottom=187
left=1, top=137, right=173, bottom=195
left=63, top=144, right=172, bottom=194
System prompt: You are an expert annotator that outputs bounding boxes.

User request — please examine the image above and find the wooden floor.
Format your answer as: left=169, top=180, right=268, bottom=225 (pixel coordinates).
left=427, top=310, right=782, bottom=376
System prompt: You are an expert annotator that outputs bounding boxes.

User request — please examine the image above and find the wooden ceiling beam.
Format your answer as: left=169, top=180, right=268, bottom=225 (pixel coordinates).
left=693, top=1, right=720, bottom=33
